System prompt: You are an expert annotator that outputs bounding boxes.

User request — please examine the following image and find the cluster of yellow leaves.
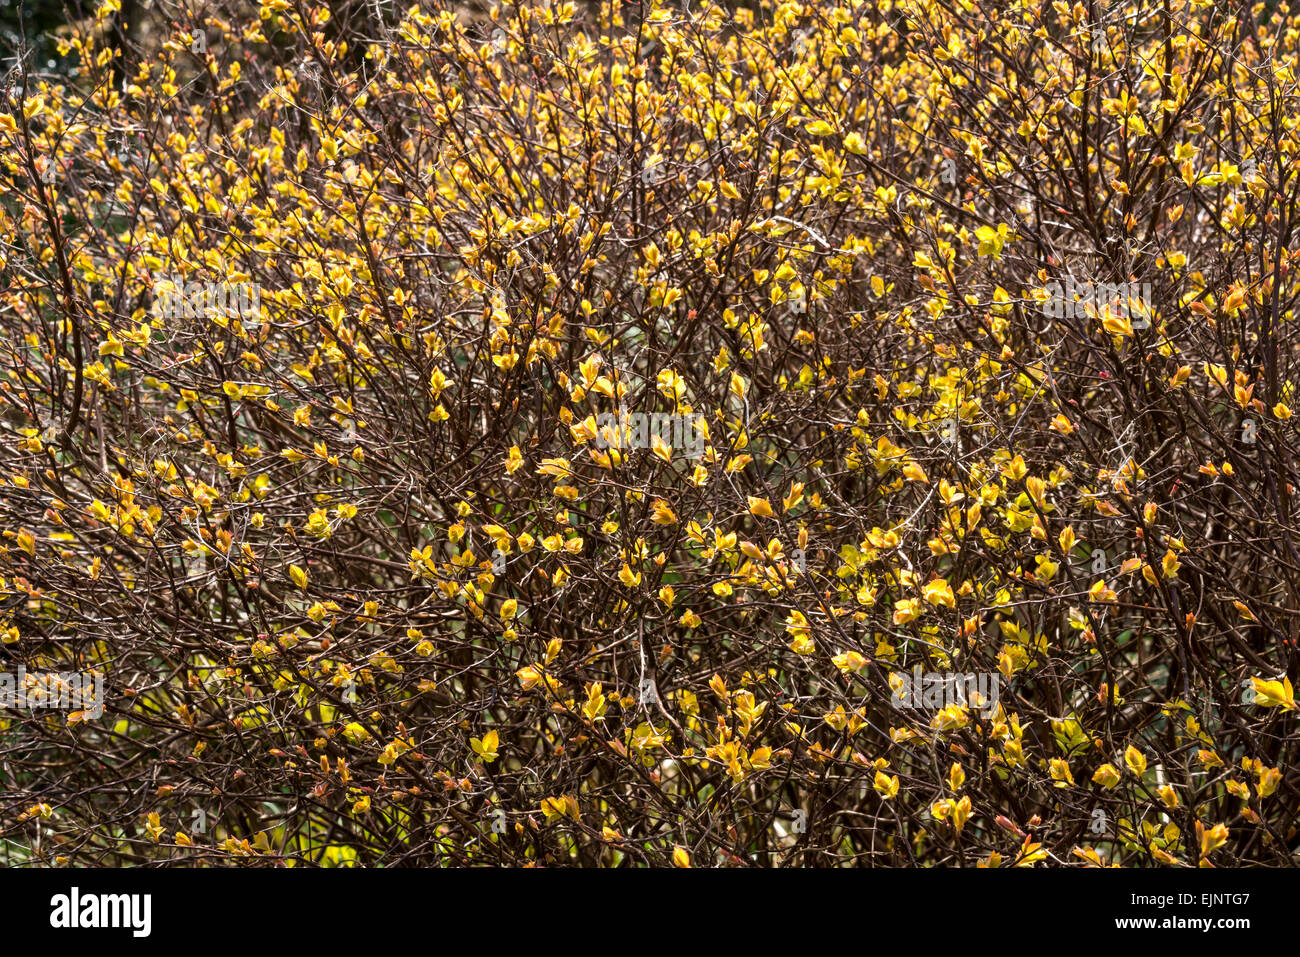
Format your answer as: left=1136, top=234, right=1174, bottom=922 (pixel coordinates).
left=0, top=0, right=1295, bottom=867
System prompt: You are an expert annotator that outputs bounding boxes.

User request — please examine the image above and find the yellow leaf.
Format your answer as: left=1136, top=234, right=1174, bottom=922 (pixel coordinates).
left=951, top=795, right=972, bottom=832
left=1199, top=822, right=1229, bottom=858
left=342, top=722, right=371, bottom=744
left=1101, top=313, right=1134, bottom=337
left=975, top=224, right=1007, bottom=257
left=1124, top=745, right=1147, bottom=777
left=874, top=771, right=899, bottom=799
left=1249, top=676, right=1297, bottom=711
left=1092, top=763, right=1121, bottom=789
left=893, top=598, right=922, bottom=625
left=505, top=445, right=524, bottom=474
left=1161, top=549, right=1180, bottom=579
left=922, top=579, right=956, bottom=609
left=470, top=729, right=500, bottom=763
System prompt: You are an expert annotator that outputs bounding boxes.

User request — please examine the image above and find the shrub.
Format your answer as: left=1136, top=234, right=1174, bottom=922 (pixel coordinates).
left=1, top=0, right=1298, bottom=866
